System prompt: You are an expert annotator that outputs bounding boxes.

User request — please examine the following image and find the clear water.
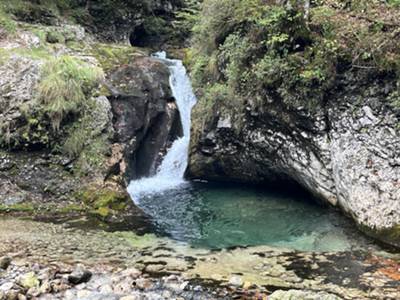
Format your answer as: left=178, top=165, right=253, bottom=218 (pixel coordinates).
left=128, top=53, right=370, bottom=253
left=135, top=182, right=369, bottom=252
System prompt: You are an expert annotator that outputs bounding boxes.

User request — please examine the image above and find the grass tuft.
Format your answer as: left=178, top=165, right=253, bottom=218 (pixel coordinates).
left=37, top=55, right=103, bottom=131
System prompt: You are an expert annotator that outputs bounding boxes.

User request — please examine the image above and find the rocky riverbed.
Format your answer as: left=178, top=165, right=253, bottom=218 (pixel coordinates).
left=0, top=216, right=399, bottom=300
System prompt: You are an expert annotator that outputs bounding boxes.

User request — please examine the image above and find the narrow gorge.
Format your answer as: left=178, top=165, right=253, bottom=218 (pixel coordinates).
left=0, top=1, right=399, bottom=300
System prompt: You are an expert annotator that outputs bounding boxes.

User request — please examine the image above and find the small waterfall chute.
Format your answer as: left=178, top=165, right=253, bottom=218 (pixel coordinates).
left=127, top=52, right=197, bottom=202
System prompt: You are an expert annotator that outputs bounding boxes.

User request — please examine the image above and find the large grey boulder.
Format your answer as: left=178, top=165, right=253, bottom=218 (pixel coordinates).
left=108, top=56, right=182, bottom=180
left=189, top=77, right=400, bottom=247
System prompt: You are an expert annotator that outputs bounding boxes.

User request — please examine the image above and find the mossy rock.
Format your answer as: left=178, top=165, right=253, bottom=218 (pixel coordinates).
left=46, top=30, right=65, bottom=44
left=77, top=186, right=130, bottom=218
left=359, top=223, right=400, bottom=248
left=0, top=203, right=35, bottom=213
left=20, top=272, right=40, bottom=289
left=92, top=43, right=148, bottom=75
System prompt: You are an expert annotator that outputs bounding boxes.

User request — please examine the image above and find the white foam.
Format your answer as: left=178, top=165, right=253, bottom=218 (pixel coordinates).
left=128, top=53, right=197, bottom=203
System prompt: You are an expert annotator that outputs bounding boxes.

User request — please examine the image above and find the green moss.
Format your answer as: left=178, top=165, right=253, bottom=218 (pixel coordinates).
left=360, top=223, right=400, bottom=248
left=57, top=204, right=86, bottom=214
left=92, top=43, right=147, bottom=75
left=0, top=203, right=35, bottom=213
left=77, top=186, right=129, bottom=218
left=115, top=231, right=160, bottom=249
left=0, top=3, right=17, bottom=35
left=46, top=30, right=65, bottom=43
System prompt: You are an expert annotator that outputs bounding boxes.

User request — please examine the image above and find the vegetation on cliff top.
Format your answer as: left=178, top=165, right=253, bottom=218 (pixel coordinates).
left=188, top=0, right=400, bottom=126
left=38, top=56, right=103, bottom=131
left=0, top=0, right=187, bottom=43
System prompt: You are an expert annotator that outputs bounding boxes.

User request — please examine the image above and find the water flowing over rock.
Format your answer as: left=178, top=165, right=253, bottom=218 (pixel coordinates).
left=128, top=52, right=197, bottom=201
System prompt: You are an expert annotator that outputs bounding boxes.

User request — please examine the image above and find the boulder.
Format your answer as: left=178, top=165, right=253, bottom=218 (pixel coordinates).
left=108, top=56, right=183, bottom=180
left=189, top=77, right=400, bottom=247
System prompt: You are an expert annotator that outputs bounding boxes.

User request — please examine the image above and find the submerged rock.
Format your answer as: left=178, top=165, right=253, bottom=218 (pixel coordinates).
left=269, top=290, right=342, bottom=300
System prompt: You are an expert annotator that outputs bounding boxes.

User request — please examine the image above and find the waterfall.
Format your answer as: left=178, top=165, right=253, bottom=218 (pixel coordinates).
left=127, top=52, right=197, bottom=203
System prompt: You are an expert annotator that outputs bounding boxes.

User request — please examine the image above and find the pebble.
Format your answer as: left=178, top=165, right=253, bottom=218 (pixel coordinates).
left=0, top=257, right=11, bottom=270
left=99, top=284, right=113, bottom=294
left=134, top=278, right=153, bottom=290
left=76, top=289, right=92, bottom=298
left=228, top=275, right=243, bottom=287
left=120, top=296, right=140, bottom=300
left=0, top=282, right=14, bottom=292
left=68, top=267, right=92, bottom=285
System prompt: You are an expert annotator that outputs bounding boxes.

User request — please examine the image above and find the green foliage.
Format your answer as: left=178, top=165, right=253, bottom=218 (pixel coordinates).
left=0, top=4, right=16, bottom=35
left=219, top=34, right=253, bottom=90
left=190, top=0, right=400, bottom=122
left=173, top=0, right=201, bottom=39
left=143, top=16, right=168, bottom=36
left=387, top=0, right=400, bottom=7
left=37, top=56, right=103, bottom=131
left=388, top=80, right=400, bottom=110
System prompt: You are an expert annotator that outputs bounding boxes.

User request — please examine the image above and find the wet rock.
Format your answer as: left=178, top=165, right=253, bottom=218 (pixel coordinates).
left=76, top=290, right=91, bottom=298
left=5, top=290, right=18, bottom=300
left=99, top=284, right=113, bottom=294
left=269, top=289, right=342, bottom=300
left=144, top=264, right=165, bottom=273
left=68, top=268, right=92, bottom=285
left=108, top=56, right=183, bottom=180
left=0, top=257, right=11, bottom=270
left=134, top=278, right=153, bottom=290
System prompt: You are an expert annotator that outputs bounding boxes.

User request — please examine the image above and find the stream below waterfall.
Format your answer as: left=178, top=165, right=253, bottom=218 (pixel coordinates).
left=127, top=53, right=378, bottom=253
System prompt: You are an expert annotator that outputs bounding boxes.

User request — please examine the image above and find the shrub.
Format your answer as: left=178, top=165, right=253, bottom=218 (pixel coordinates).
left=46, top=30, right=65, bottom=43
left=0, top=4, right=16, bottom=35
left=173, top=0, right=201, bottom=40
left=37, top=56, right=103, bottom=131
left=189, top=0, right=400, bottom=119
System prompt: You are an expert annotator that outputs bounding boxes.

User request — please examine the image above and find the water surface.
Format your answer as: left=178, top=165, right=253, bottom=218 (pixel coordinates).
left=135, top=182, right=373, bottom=252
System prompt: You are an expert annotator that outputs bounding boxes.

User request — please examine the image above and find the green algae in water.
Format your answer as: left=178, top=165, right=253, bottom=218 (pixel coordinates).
left=135, top=182, right=370, bottom=252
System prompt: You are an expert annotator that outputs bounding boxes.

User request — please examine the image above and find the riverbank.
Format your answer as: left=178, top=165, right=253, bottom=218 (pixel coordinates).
left=0, top=216, right=399, bottom=299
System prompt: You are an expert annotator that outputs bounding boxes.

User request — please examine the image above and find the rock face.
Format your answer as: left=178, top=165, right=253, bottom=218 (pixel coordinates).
left=83, top=0, right=182, bottom=44
left=189, top=76, right=400, bottom=247
left=0, top=27, right=181, bottom=211
left=107, top=56, right=183, bottom=180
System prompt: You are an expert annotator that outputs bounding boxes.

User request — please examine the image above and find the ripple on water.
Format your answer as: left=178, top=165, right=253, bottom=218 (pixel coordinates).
left=133, top=182, right=376, bottom=252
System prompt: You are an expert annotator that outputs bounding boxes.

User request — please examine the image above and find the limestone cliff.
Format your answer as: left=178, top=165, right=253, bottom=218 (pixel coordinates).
left=187, top=0, right=400, bottom=247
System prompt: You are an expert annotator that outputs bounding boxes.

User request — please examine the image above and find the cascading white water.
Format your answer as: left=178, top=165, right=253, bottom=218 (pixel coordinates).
left=127, top=52, right=197, bottom=203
